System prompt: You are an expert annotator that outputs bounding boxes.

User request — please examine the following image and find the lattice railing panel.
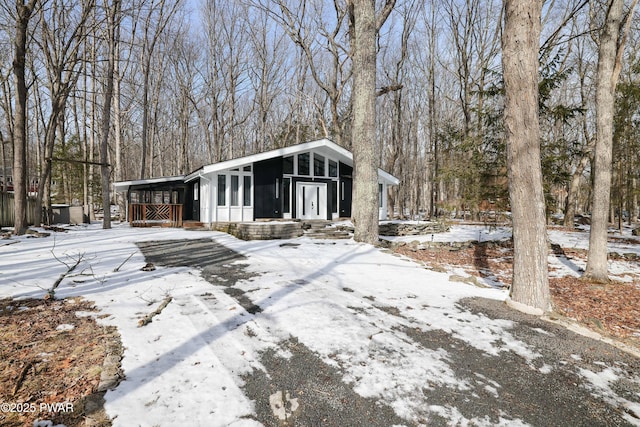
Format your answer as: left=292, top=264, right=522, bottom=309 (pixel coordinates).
left=129, top=204, right=183, bottom=227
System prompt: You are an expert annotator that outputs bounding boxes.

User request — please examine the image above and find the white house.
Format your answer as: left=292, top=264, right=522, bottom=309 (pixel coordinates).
left=114, top=138, right=399, bottom=226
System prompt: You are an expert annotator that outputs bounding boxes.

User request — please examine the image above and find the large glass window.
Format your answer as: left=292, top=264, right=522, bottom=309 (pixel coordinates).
left=283, top=156, right=294, bottom=174
left=329, top=160, right=338, bottom=177
left=231, top=175, right=239, bottom=206
left=283, top=178, right=291, bottom=213
left=217, top=175, right=226, bottom=206
left=314, top=154, right=325, bottom=176
left=243, top=176, right=252, bottom=206
left=298, top=153, right=310, bottom=175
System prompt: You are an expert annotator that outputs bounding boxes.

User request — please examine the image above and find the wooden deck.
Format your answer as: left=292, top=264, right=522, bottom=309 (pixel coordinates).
left=129, top=203, right=183, bottom=227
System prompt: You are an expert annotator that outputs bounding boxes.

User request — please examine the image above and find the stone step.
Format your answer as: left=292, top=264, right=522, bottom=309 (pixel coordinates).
left=183, top=221, right=207, bottom=230
left=303, top=230, right=352, bottom=240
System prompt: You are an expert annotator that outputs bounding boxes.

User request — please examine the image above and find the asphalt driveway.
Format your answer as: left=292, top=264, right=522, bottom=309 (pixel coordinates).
left=137, top=238, right=640, bottom=426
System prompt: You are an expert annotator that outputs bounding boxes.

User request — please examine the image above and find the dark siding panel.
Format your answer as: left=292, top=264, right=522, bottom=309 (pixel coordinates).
left=331, top=181, right=338, bottom=215
left=253, top=157, right=283, bottom=218
left=186, top=181, right=199, bottom=221
left=339, top=162, right=352, bottom=217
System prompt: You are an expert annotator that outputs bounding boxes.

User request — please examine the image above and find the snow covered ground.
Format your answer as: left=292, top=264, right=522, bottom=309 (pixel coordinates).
left=1, top=222, right=639, bottom=426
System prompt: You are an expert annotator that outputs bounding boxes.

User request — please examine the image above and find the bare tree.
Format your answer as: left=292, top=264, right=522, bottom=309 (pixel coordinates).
left=348, top=0, right=395, bottom=244
left=247, top=8, right=287, bottom=152
left=99, top=0, right=121, bottom=229
left=35, top=0, right=94, bottom=224
left=502, top=0, right=551, bottom=312
left=12, top=0, right=38, bottom=234
left=379, top=1, right=419, bottom=219
left=137, top=0, right=180, bottom=179
left=262, top=0, right=353, bottom=147
left=585, top=0, right=638, bottom=282
left=564, top=31, right=595, bottom=228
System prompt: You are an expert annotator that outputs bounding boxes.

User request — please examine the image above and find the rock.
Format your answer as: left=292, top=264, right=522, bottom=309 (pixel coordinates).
left=141, top=263, right=156, bottom=271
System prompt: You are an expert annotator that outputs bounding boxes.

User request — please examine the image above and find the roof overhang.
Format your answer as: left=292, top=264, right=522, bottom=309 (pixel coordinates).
left=113, top=175, right=185, bottom=192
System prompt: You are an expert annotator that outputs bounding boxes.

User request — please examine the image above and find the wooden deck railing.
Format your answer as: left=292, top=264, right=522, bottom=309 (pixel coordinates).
left=129, top=203, right=183, bottom=227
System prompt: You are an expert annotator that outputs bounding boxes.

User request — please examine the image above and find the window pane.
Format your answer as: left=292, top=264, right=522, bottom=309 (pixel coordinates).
left=243, top=165, right=252, bottom=172
left=243, top=176, right=252, bottom=206
left=314, top=154, right=325, bottom=176
left=217, top=175, right=226, bottom=205
left=231, top=175, right=239, bottom=206
left=283, top=156, right=294, bottom=174
left=298, top=153, right=310, bottom=175
left=283, top=178, right=290, bottom=213
left=379, top=183, right=383, bottom=208
left=329, top=160, right=338, bottom=177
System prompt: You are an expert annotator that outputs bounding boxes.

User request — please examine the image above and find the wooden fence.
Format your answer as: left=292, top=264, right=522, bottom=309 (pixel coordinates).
left=128, top=203, right=183, bottom=227
left=0, top=192, right=39, bottom=227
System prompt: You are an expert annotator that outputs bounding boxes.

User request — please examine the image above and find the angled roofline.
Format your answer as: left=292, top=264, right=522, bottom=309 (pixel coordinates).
left=185, top=138, right=399, bottom=185
left=185, top=138, right=346, bottom=181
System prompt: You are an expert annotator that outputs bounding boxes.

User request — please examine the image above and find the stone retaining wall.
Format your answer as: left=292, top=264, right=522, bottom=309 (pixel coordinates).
left=378, top=222, right=449, bottom=236
left=213, top=222, right=304, bottom=240
left=381, top=238, right=511, bottom=251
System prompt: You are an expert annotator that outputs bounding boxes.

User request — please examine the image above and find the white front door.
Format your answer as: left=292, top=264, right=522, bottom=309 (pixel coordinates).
left=297, top=182, right=327, bottom=220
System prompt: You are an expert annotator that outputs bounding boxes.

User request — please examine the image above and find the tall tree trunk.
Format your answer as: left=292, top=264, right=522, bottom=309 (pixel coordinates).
left=114, top=41, right=124, bottom=219
left=99, top=0, right=121, bottom=229
left=350, top=0, right=379, bottom=244
left=585, top=0, right=637, bottom=282
left=12, top=0, right=38, bottom=234
left=502, top=0, right=550, bottom=312
left=564, top=62, right=593, bottom=228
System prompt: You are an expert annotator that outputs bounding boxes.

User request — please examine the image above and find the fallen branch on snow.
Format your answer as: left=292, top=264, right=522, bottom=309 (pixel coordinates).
left=138, top=296, right=173, bottom=327
left=113, top=252, right=136, bottom=272
left=47, top=254, right=84, bottom=300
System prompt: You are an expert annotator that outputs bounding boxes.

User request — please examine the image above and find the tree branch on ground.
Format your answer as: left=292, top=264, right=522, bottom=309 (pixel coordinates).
left=114, top=252, right=136, bottom=272
left=138, top=295, right=173, bottom=327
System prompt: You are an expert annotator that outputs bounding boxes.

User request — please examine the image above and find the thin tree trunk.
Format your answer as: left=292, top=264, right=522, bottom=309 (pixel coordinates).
left=502, top=0, right=550, bottom=312
left=585, top=0, right=636, bottom=281
left=564, top=151, right=590, bottom=227
left=114, top=42, right=124, bottom=219
left=99, top=0, right=121, bottom=229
